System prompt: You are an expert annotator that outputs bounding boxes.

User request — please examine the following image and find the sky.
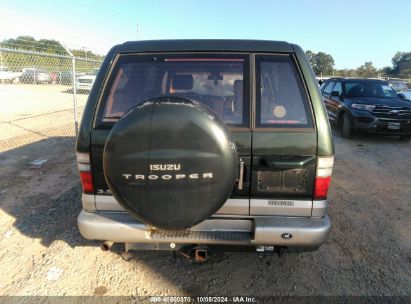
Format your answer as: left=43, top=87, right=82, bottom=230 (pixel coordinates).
left=0, top=0, right=410, bottom=69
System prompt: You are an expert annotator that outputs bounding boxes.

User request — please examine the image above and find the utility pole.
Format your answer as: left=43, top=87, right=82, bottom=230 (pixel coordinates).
left=137, top=23, right=139, bottom=40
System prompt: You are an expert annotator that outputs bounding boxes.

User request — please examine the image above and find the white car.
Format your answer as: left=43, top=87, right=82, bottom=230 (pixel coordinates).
left=0, top=66, right=21, bottom=83
left=75, top=69, right=99, bottom=92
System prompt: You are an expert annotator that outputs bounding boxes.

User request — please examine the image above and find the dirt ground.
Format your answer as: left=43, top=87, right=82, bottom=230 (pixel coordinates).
left=0, top=85, right=410, bottom=298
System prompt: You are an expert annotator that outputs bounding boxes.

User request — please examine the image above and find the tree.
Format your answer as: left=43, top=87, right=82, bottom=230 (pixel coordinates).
left=71, top=49, right=104, bottom=61
left=305, top=50, right=335, bottom=76
left=0, top=36, right=104, bottom=60
left=315, top=52, right=335, bottom=75
left=356, top=61, right=378, bottom=77
left=305, top=50, right=316, bottom=69
left=382, top=51, right=411, bottom=78
left=334, top=68, right=358, bottom=77
left=0, top=36, right=67, bottom=55
left=0, top=36, right=104, bottom=74
left=382, top=66, right=394, bottom=76
left=391, top=51, right=411, bottom=77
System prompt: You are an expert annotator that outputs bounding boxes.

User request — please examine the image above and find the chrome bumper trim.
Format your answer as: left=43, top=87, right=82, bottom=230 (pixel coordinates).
left=93, top=195, right=249, bottom=215
left=250, top=199, right=312, bottom=216
left=78, top=210, right=330, bottom=247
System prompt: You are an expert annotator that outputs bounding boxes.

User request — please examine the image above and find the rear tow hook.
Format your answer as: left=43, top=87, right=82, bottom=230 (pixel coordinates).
left=194, top=248, right=208, bottom=263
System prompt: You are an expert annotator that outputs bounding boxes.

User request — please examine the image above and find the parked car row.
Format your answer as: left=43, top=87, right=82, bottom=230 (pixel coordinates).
left=19, top=68, right=52, bottom=84
left=0, top=66, right=21, bottom=83
left=320, top=77, right=411, bottom=141
left=0, top=67, right=99, bottom=88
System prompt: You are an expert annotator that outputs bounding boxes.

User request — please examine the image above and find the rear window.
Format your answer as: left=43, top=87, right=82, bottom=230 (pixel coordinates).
left=332, top=82, right=342, bottom=96
left=100, top=54, right=249, bottom=127
left=255, top=55, right=312, bottom=128
left=344, top=81, right=398, bottom=98
left=323, top=81, right=335, bottom=95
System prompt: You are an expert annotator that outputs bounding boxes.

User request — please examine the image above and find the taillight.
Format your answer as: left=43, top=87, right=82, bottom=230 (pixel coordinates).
left=314, top=156, right=334, bottom=200
left=77, top=152, right=94, bottom=194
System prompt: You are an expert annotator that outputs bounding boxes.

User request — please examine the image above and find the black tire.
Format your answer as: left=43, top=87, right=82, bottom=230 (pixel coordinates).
left=103, top=96, right=238, bottom=230
left=341, top=112, right=352, bottom=138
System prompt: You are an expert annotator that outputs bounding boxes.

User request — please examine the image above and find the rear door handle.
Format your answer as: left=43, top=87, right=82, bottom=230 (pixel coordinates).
left=238, top=159, right=244, bottom=190
left=260, top=156, right=315, bottom=170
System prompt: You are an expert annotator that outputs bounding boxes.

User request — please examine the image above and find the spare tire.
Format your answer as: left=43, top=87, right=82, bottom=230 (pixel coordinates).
left=103, top=96, right=238, bottom=230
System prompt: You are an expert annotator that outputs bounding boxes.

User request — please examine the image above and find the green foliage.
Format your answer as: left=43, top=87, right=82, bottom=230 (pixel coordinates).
left=0, top=36, right=103, bottom=74
left=0, top=36, right=104, bottom=59
left=0, top=36, right=67, bottom=55
left=0, top=51, right=71, bottom=73
left=387, top=51, right=411, bottom=78
left=71, top=49, right=104, bottom=61
left=305, top=50, right=335, bottom=75
left=307, top=49, right=411, bottom=79
left=305, top=50, right=316, bottom=68
left=356, top=61, right=378, bottom=77
left=333, top=69, right=358, bottom=77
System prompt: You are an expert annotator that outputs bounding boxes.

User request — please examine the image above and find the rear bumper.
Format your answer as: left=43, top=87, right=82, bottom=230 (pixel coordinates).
left=352, top=114, right=411, bottom=135
left=78, top=210, right=331, bottom=248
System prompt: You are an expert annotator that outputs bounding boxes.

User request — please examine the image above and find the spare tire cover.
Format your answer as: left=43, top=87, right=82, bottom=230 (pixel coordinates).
left=103, top=97, right=238, bottom=230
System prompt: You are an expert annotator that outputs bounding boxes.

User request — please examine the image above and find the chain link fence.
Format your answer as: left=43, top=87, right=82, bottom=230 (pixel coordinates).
left=0, top=48, right=103, bottom=154
left=0, top=47, right=102, bottom=178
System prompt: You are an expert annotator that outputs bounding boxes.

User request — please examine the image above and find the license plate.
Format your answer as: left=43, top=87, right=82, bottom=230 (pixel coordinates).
left=387, top=122, right=400, bottom=130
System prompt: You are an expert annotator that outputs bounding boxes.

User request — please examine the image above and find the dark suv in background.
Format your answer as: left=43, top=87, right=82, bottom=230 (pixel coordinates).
left=321, top=78, right=411, bottom=140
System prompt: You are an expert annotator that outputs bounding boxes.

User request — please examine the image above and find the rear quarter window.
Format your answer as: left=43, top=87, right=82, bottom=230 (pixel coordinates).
left=322, top=81, right=335, bottom=95
left=255, top=55, right=313, bottom=128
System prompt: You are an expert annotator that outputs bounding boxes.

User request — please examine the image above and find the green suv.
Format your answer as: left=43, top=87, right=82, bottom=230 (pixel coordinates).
left=76, top=40, right=334, bottom=258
